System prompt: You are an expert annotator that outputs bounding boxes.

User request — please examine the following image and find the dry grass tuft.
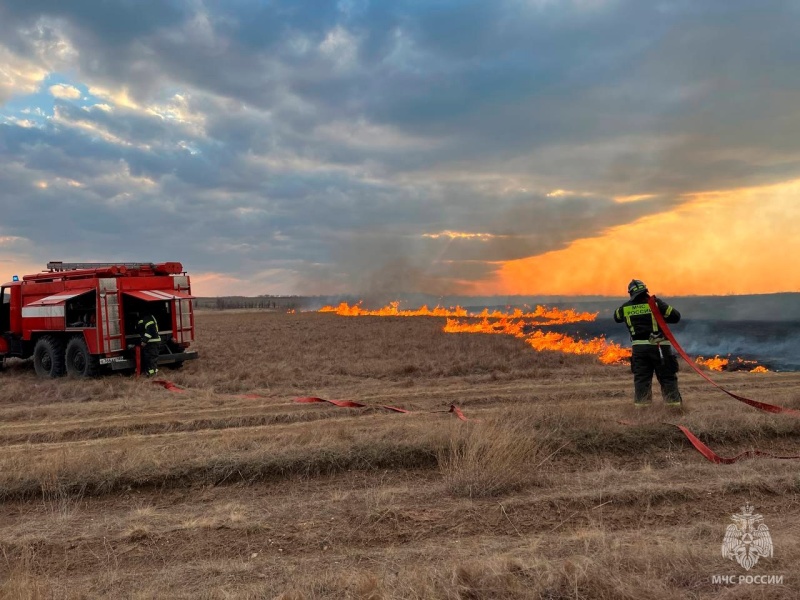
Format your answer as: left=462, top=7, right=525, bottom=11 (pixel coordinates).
left=0, top=548, right=50, bottom=600
left=0, top=571, right=48, bottom=600
left=438, top=410, right=562, bottom=498
left=450, top=558, right=535, bottom=599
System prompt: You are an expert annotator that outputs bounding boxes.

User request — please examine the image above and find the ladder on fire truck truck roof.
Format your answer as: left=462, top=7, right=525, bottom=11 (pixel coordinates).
left=46, top=262, right=156, bottom=272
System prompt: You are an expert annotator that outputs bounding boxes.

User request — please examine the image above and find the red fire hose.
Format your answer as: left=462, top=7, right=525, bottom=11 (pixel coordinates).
left=152, top=301, right=800, bottom=463
left=294, top=396, right=472, bottom=418
left=673, top=424, right=800, bottom=464
left=648, top=296, right=800, bottom=416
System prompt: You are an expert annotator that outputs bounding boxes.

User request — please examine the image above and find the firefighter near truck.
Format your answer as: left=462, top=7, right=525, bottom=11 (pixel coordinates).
left=0, top=262, right=198, bottom=377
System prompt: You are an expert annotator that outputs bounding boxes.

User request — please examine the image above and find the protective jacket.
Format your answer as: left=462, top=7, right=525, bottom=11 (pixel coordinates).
left=137, top=315, right=161, bottom=345
left=613, top=293, right=680, bottom=345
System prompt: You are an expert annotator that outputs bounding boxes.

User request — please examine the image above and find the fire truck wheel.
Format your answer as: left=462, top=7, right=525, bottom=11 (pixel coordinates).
left=65, top=336, right=100, bottom=378
left=33, top=336, right=66, bottom=378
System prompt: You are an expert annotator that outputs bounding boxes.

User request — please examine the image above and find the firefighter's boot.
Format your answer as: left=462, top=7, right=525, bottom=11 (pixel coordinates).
left=661, top=384, right=683, bottom=407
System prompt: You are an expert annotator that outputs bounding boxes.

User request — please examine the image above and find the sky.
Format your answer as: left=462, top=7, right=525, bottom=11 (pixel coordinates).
left=1, top=0, right=800, bottom=298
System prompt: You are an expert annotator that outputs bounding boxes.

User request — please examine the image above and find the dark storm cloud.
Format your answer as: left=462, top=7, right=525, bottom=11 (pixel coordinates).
left=1, top=0, right=800, bottom=293
left=0, top=0, right=187, bottom=37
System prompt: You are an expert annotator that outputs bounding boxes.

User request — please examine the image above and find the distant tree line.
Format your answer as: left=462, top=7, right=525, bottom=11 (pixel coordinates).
left=193, top=296, right=301, bottom=310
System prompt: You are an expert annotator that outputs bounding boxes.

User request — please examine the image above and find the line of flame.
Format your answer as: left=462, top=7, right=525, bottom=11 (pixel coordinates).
left=318, top=301, right=597, bottom=324
left=696, top=355, right=769, bottom=373
left=317, top=302, right=769, bottom=371
left=443, top=317, right=630, bottom=365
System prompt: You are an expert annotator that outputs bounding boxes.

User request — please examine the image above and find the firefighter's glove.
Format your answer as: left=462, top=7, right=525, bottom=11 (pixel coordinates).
left=648, top=332, right=667, bottom=344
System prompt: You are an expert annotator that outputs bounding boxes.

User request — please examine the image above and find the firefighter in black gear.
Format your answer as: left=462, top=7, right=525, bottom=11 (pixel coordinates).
left=614, top=280, right=682, bottom=406
left=136, top=313, right=161, bottom=376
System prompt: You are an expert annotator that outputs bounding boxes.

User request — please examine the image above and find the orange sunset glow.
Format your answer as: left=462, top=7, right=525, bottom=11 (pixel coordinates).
left=6, top=178, right=798, bottom=299
left=491, top=179, right=800, bottom=297
left=155, top=179, right=800, bottom=298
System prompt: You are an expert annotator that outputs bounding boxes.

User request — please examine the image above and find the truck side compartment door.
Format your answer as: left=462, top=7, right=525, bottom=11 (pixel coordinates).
left=98, top=279, right=125, bottom=354
left=0, top=287, right=9, bottom=334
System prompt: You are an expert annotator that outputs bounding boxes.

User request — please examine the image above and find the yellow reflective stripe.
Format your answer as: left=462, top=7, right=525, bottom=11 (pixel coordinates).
left=665, top=306, right=673, bottom=317
left=632, top=340, right=671, bottom=346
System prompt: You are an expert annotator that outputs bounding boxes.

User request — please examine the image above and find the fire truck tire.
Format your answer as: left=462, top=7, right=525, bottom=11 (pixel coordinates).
left=33, top=336, right=66, bottom=378
left=65, top=336, right=100, bottom=378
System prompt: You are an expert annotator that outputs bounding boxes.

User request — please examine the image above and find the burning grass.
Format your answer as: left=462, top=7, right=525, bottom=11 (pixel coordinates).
left=319, top=301, right=597, bottom=323
left=696, top=355, right=771, bottom=373
left=330, top=301, right=772, bottom=372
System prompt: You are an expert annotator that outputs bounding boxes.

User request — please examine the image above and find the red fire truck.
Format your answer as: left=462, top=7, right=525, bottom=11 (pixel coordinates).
left=0, top=262, right=198, bottom=377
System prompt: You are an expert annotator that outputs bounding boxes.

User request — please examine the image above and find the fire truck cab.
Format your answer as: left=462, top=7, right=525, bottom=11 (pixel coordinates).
left=0, top=261, right=199, bottom=377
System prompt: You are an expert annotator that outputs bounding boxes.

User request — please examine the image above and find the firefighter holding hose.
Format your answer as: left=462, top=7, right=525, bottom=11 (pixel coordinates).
left=614, top=280, right=682, bottom=407
left=136, top=313, right=162, bottom=376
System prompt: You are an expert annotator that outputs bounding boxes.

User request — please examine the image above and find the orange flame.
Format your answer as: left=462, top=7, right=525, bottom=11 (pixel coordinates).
left=444, top=317, right=630, bottom=365
left=695, top=355, right=728, bottom=372
left=319, top=302, right=767, bottom=372
left=320, top=302, right=626, bottom=364
left=319, top=301, right=597, bottom=323
left=469, top=306, right=598, bottom=324
left=526, top=331, right=631, bottom=365
left=319, top=301, right=468, bottom=317
left=696, top=355, right=769, bottom=372
left=443, top=317, right=527, bottom=337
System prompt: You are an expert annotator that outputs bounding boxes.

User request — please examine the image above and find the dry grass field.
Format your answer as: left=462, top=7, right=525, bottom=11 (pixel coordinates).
left=2, top=310, right=800, bottom=599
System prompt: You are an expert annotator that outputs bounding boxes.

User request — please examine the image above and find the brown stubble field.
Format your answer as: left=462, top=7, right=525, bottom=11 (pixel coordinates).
left=2, top=311, right=800, bottom=599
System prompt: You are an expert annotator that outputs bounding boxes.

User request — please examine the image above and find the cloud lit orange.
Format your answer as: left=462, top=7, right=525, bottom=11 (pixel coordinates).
left=492, top=179, right=800, bottom=297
